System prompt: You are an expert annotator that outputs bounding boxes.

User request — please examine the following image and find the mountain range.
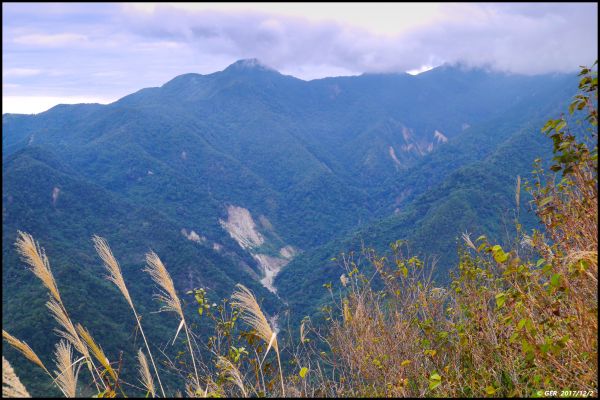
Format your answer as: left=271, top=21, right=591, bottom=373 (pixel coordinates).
left=2, top=59, right=578, bottom=395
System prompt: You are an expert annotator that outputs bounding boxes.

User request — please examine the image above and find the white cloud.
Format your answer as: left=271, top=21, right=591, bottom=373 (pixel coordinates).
left=121, top=2, right=598, bottom=75
left=4, top=68, right=42, bottom=77
left=2, top=3, right=597, bottom=114
left=2, top=95, right=115, bottom=114
left=406, top=65, right=435, bottom=76
left=12, top=33, right=88, bottom=47
left=124, top=3, right=444, bottom=36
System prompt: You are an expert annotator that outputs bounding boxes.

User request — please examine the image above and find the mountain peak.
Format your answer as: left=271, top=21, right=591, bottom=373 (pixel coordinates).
left=224, top=58, right=279, bottom=74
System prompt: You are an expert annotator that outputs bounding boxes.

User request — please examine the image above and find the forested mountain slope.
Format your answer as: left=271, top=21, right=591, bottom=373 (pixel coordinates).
left=2, top=59, right=578, bottom=394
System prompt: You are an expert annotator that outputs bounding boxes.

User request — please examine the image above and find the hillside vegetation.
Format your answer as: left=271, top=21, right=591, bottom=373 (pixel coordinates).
left=2, top=63, right=597, bottom=397
left=4, top=60, right=583, bottom=395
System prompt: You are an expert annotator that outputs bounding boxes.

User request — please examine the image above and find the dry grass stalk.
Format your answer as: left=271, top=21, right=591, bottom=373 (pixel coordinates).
left=2, top=330, right=49, bottom=376
left=185, top=383, right=203, bottom=398
left=230, top=284, right=277, bottom=354
left=144, top=251, right=201, bottom=393
left=2, top=357, right=31, bottom=398
left=564, top=250, right=598, bottom=281
left=230, top=284, right=285, bottom=396
left=16, top=232, right=104, bottom=392
left=94, top=236, right=166, bottom=397
left=300, top=320, right=307, bottom=343
left=461, top=232, right=477, bottom=251
left=53, top=340, right=79, bottom=397
left=46, top=298, right=88, bottom=358
left=144, top=251, right=184, bottom=318
left=340, top=274, right=349, bottom=287
left=217, top=356, right=247, bottom=397
left=92, top=235, right=133, bottom=308
left=15, top=231, right=61, bottom=304
left=76, top=324, right=117, bottom=381
left=45, top=300, right=105, bottom=391
left=137, top=349, right=155, bottom=397
left=185, top=380, right=212, bottom=398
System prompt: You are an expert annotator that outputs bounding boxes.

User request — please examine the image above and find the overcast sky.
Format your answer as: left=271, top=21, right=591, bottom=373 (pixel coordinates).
left=3, top=2, right=598, bottom=114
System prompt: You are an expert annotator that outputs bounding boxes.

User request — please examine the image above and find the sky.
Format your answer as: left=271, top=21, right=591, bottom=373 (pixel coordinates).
left=3, top=2, right=598, bottom=114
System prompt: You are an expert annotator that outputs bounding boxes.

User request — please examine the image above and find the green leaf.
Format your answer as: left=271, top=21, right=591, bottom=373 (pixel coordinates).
left=485, top=385, right=497, bottom=395
left=424, top=349, right=437, bottom=357
left=554, top=120, right=566, bottom=132
left=550, top=273, right=561, bottom=287
left=542, top=119, right=558, bottom=133
left=509, top=332, right=519, bottom=343
left=535, top=258, right=546, bottom=268
left=299, top=367, right=308, bottom=379
left=538, top=196, right=553, bottom=207
left=569, top=101, right=577, bottom=114
left=493, top=250, right=508, bottom=263
left=429, top=372, right=442, bottom=390
left=495, top=293, right=506, bottom=308
left=491, top=245, right=508, bottom=263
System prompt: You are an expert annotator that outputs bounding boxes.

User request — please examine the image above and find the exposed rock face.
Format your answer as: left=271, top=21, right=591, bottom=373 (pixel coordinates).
left=388, top=146, right=402, bottom=168
left=219, top=205, right=296, bottom=293
left=434, top=130, right=448, bottom=143
left=51, top=187, right=60, bottom=206
left=279, top=245, right=298, bottom=260
left=401, top=143, right=415, bottom=153
left=258, top=215, right=274, bottom=231
left=219, top=205, right=265, bottom=249
left=254, top=254, right=288, bottom=293
left=402, top=126, right=412, bottom=142
left=181, top=228, right=206, bottom=244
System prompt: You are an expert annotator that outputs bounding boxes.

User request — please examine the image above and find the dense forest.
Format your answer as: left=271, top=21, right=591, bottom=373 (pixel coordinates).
left=2, top=61, right=597, bottom=397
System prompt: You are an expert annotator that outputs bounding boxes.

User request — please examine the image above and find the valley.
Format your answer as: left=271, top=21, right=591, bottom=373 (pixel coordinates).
left=2, top=59, right=579, bottom=395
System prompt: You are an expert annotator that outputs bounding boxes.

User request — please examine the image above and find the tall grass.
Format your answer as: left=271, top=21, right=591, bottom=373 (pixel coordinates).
left=231, top=284, right=285, bottom=396
left=144, top=250, right=203, bottom=395
left=137, top=349, right=156, bottom=397
left=2, top=330, right=49, bottom=377
left=93, top=236, right=166, bottom=397
left=12, top=232, right=105, bottom=393
left=3, top=357, right=31, bottom=398
left=52, top=341, right=79, bottom=398
left=216, top=355, right=247, bottom=397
